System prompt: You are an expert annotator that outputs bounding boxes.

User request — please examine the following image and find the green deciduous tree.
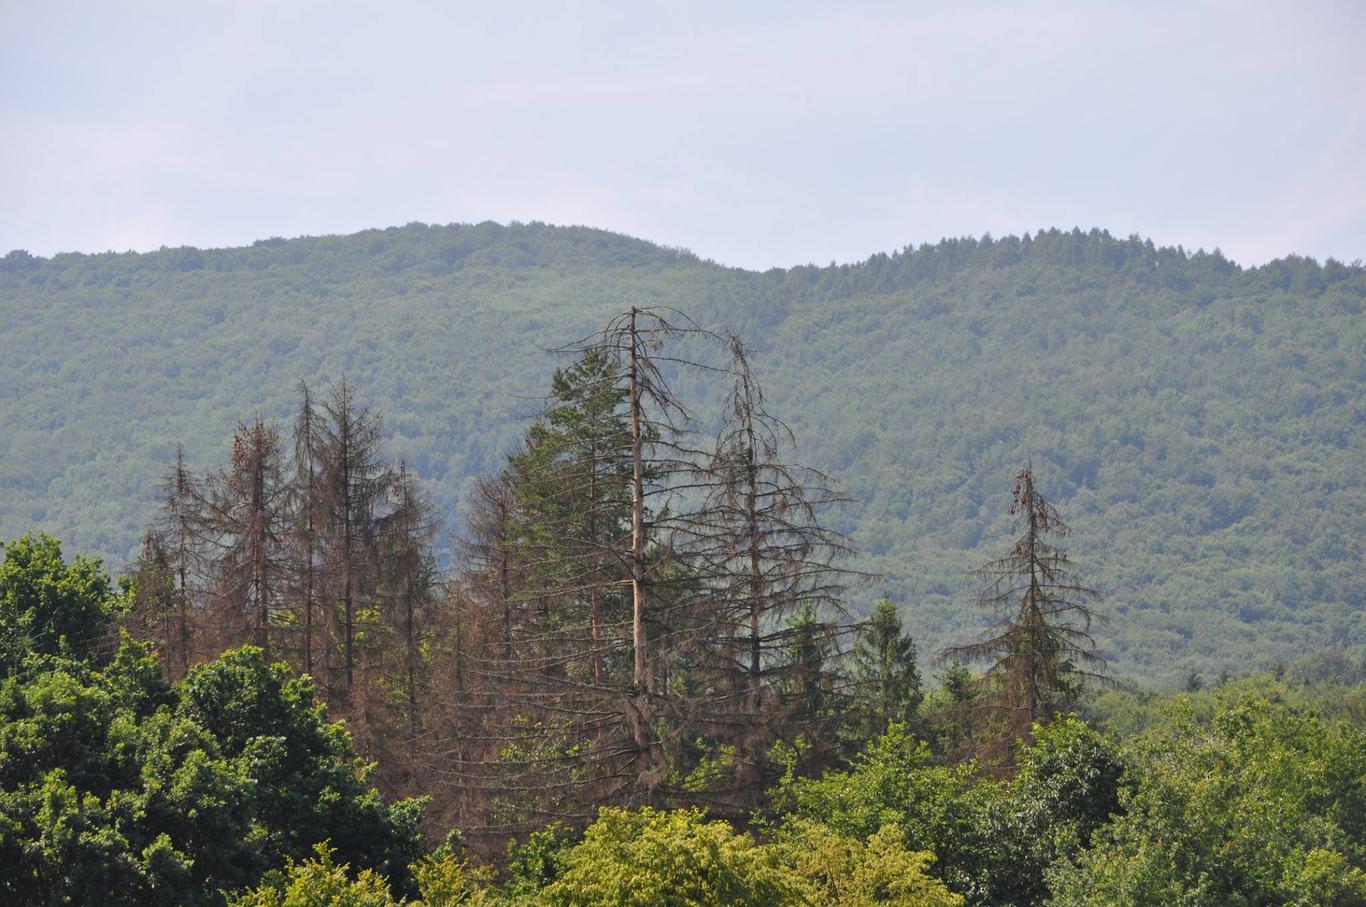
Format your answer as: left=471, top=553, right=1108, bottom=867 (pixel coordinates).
left=773, top=723, right=988, bottom=900
left=538, top=807, right=801, bottom=907
left=176, top=646, right=427, bottom=885
left=1048, top=690, right=1366, bottom=906
left=0, top=603, right=425, bottom=906
left=229, top=844, right=401, bottom=907
left=774, top=820, right=963, bottom=907
left=0, top=533, right=127, bottom=676
left=775, top=716, right=1124, bottom=906
left=0, top=638, right=247, bottom=905
left=971, top=715, right=1124, bottom=906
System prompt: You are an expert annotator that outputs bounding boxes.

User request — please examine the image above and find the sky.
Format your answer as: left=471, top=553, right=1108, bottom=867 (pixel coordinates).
left=2, top=1, right=1364, bottom=270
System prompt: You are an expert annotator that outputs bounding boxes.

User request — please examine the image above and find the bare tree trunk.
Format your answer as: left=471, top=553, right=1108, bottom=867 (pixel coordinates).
left=747, top=444, right=762, bottom=703
left=251, top=444, right=270, bottom=659
left=1023, top=468, right=1042, bottom=729
left=628, top=307, right=647, bottom=693
left=589, top=461, right=605, bottom=685
left=341, top=407, right=355, bottom=694
left=498, top=493, right=511, bottom=659
left=297, top=385, right=318, bottom=677
left=170, top=447, right=198, bottom=675
left=175, top=526, right=192, bottom=675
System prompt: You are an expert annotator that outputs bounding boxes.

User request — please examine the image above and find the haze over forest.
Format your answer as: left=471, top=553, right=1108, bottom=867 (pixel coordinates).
left=2, top=221, right=1361, bottom=683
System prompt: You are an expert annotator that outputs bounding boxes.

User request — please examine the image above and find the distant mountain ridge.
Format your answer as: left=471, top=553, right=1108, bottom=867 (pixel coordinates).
left=2, top=222, right=1362, bottom=682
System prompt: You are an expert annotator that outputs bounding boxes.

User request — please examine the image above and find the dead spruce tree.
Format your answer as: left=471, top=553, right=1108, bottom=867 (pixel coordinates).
left=458, top=471, right=525, bottom=661
left=135, top=425, right=296, bottom=668
left=125, top=530, right=188, bottom=678
left=128, top=446, right=209, bottom=676
left=422, top=474, right=529, bottom=835
left=312, top=377, right=391, bottom=703
left=941, top=463, right=1107, bottom=761
left=375, top=461, right=438, bottom=736
left=202, top=420, right=290, bottom=658
left=675, top=334, right=857, bottom=799
left=289, top=382, right=324, bottom=677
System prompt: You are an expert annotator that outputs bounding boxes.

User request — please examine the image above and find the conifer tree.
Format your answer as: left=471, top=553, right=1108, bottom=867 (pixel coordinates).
left=125, top=530, right=183, bottom=673
left=376, top=461, right=437, bottom=734
left=556, top=306, right=721, bottom=800
left=686, top=336, right=853, bottom=699
left=289, top=382, right=324, bottom=676
left=676, top=334, right=856, bottom=792
left=506, top=348, right=633, bottom=687
left=205, top=420, right=289, bottom=658
left=459, top=472, right=524, bottom=659
left=150, top=445, right=207, bottom=675
left=443, top=307, right=729, bottom=835
left=941, top=464, right=1106, bottom=755
left=314, top=378, right=390, bottom=702
left=849, top=597, right=923, bottom=741
left=782, top=603, right=835, bottom=728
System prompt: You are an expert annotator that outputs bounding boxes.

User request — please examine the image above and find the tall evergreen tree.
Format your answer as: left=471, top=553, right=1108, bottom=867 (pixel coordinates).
left=505, top=347, right=633, bottom=687
left=849, top=597, right=923, bottom=741
left=555, top=307, right=721, bottom=802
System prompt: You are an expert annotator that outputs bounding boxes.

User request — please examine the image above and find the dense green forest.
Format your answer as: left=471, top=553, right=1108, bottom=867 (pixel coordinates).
left=2, top=223, right=1364, bottom=681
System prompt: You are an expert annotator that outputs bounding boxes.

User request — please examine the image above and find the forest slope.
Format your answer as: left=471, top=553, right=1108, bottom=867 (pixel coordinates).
left=1, top=223, right=1362, bottom=681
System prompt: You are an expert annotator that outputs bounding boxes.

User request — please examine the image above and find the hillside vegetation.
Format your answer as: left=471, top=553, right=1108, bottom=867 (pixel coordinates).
left=1, top=223, right=1362, bottom=681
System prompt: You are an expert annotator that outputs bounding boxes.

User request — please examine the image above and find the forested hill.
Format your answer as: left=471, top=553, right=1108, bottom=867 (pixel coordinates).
left=2, top=223, right=1362, bottom=682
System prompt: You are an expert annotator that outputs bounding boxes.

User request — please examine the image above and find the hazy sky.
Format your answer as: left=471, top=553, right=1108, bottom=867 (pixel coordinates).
left=3, top=1, right=1363, bottom=269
